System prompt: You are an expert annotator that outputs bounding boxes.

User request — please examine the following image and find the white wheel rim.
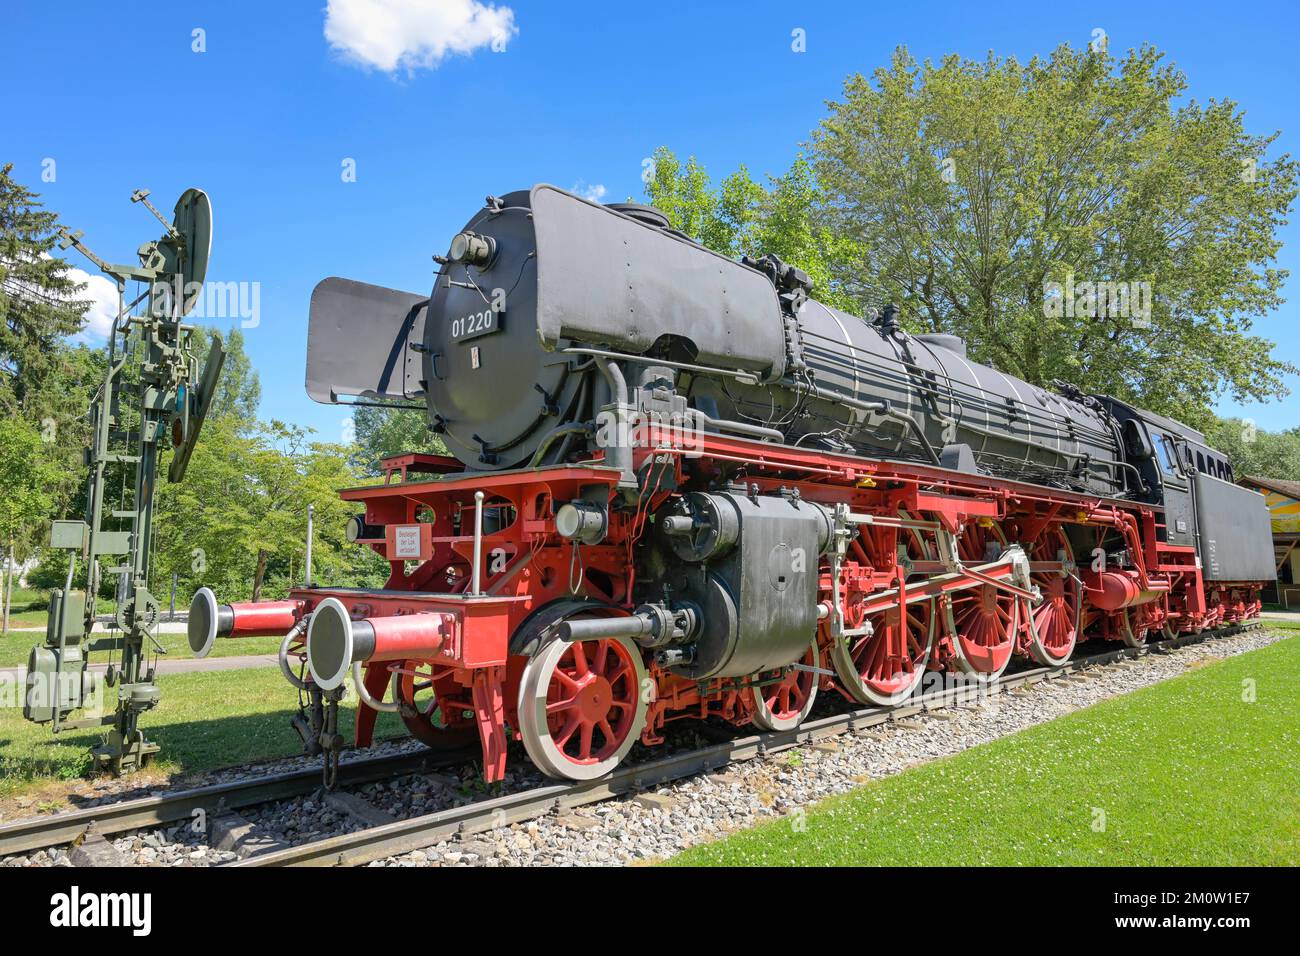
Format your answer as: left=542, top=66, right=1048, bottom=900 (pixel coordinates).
left=831, top=510, right=937, bottom=705
left=1028, top=603, right=1075, bottom=667
left=830, top=603, right=936, bottom=705
left=947, top=523, right=1017, bottom=683
left=750, top=639, right=819, bottom=731
left=947, top=592, right=1019, bottom=682
left=1026, top=534, right=1077, bottom=668
left=517, top=631, right=647, bottom=781
left=1119, top=608, right=1147, bottom=648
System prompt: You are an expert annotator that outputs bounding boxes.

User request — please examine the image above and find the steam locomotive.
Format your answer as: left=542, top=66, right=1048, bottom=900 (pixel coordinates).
left=190, top=185, right=1274, bottom=782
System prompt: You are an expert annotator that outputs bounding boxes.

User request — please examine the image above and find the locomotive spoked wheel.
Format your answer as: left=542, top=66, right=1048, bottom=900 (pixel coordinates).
left=831, top=599, right=936, bottom=706
left=393, top=661, right=478, bottom=750
left=517, top=628, right=648, bottom=781
left=1117, top=607, right=1150, bottom=649
left=947, top=522, right=1019, bottom=681
left=751, top=639, right=820, bottom=731
left=1158, top=597, right=1180, bottom=641
left=831, top=512, right=937, bottom=705
left=1025, top=529, right=1079, bottom=667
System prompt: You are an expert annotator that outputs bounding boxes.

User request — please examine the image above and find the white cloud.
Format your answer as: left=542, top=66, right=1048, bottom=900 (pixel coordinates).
left=10, top=253, right=120, bottom=343
left=324, top=0, right=517, bottom=73
left=66, top=265, right=120, bottom=343
left=572, top=181, right=607, bottom=202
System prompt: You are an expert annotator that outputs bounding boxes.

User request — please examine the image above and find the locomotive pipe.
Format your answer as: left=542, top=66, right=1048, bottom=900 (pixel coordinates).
left=558, top=615, right=655, bottom=643
left=528, top=423, right=593, bottom=468
left=350, top=661, right=400, bottom=713
left=278, top=619, right=310, bottom=690
left=593, top=356, right=636, bottom=486
left=564, top=347, right=762, bottom=385
left=188, top=587, right=304, bottom=659
left=660, top=514, right=695, bottom=535
left=799, top=383, right=942, bottom=466
left=557, top=603, right=699, bottom=647
left=305, top=597, right=451, bottom=691
left=471, top=490, right=485, bottom=595
left=1082, top=571, right=1169, bottom=611
left=690, top=410, right=784, bottom=442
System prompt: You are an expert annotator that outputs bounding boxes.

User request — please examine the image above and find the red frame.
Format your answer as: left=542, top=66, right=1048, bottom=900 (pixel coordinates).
left=233, top=432, right=1263, bottom=781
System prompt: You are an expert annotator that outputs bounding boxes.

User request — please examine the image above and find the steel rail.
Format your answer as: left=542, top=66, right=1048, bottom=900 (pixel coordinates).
left=232, top=620, right=1263, bottom=868
left=0, top=744, right=474, bottom=858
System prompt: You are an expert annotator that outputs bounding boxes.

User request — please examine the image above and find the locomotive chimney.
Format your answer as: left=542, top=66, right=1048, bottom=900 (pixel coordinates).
left=305, top=598, right=452, bottom=691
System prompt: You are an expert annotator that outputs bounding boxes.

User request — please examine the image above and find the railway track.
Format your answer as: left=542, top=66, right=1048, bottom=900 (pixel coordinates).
left=0, top=620, right=1265, bottom=865
left=0, top=745, right=473, bottom=859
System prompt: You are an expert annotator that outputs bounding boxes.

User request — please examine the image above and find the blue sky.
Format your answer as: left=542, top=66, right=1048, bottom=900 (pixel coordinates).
left=4, top=0, right=1298, bottom=439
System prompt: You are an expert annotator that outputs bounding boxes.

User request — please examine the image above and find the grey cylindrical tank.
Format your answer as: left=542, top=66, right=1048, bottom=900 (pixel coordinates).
left=691, top=297, right=1123, bottom=492
left=423, top=185, right=1123, bottom=493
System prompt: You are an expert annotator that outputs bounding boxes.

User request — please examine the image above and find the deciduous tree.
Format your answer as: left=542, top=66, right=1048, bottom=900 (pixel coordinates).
left=810, top=44, right=1297, bottom=422
left=1204, top=418, right=1300, bottom=482
left=351, top=403, right=446, bottom=476
left=643, top=147, right=863, bottom=312
left=0, top=418, right=59, bottom=631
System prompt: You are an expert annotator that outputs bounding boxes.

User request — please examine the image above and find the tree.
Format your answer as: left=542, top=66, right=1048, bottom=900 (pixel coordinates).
left=351, top=404, right=446, bottom=476
left=153, top=417, right=387, bottom=605
left=188, top=325, right=261, bottom=424
left=0, top=164, right=90, bottom=418
left=240, top=421, right=359, bottom=601
left=643, top=147, right=864, bottom=312
left=0, top=417, right=59, bottom=631
left=1204, top=417, right=1300, bottom=481
left=643, top=148, right=763, bottom=258
left=9, top=342, right=105, bottom=536
left=0, top=167, right=102, bottom=547
left=809, top=44, right=1298, bottom=423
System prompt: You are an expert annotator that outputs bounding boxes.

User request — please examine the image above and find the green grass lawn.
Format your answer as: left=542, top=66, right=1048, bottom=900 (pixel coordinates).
left=0, top=667, right=407, bottom=797
left=671, top=630, right=1300, bottom=866
left=2, top=609, right=49, bottom=629
left=1, top=587, right=55, bottom=629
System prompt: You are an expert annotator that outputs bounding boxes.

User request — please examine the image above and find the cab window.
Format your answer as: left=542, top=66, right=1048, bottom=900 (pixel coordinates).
left=1152, top=433, right=1181, bottom=477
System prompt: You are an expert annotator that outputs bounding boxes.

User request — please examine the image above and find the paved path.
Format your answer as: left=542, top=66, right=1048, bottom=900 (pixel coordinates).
left=5, top=621, right=191, bottom=634
left=1261, top=609, right=1300, bottom=623
left=0, top=653, right=279, bottom=685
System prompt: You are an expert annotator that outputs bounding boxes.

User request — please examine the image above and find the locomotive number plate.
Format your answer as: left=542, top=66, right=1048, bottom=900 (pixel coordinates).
left=450, top=307, right=503, bottom=343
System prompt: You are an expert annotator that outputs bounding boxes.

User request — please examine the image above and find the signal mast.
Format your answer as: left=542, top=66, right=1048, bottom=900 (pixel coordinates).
left=23, top=188, right=224, bottom=773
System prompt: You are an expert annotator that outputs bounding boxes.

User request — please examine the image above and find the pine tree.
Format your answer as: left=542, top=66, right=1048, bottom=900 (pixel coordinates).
left=0, top=165, right=107, bottom=622
left=0, top=163, right=90, bottom=418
